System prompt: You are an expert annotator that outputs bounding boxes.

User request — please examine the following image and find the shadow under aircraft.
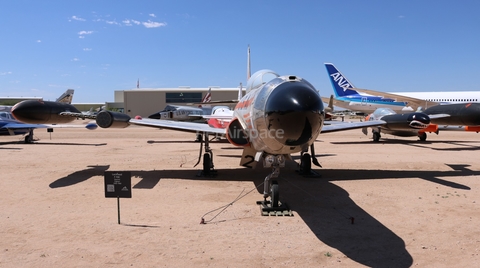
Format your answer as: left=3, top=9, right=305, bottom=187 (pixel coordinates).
left=49, top=160, right=480, bottom=267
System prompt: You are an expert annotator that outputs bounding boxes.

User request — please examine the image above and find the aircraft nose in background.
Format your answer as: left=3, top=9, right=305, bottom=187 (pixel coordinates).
left=265, top=80, right=324, bottom=146
left=11, top=100, right=50, bottom=124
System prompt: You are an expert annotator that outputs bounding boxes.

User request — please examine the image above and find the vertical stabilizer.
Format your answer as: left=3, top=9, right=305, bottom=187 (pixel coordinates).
left=56, top=89, right=74, bottom=104
left=324, top=63, right=359, bottom=97
left=201, top=87, right=212, bottom=103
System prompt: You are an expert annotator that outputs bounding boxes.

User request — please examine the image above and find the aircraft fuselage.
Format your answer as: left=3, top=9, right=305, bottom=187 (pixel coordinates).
left=11, top=100, right=80, bottom=124
left=425, top=103, right=480, bottom=126
left=232, top=70, right=324, bottom=155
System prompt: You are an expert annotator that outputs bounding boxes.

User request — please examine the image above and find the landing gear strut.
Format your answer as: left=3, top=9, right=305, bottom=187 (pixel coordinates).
left=195, top=132, right=216, bottom=176
left=257, top=155, right=292, bottom=216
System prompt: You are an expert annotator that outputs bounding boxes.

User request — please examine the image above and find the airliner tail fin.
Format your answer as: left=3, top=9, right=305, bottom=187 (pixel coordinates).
left=324, top=63, right=359, bottom=97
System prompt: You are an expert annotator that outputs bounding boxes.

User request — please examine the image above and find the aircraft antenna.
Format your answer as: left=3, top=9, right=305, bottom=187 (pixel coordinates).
left=247, top=45, right=251, bottom=81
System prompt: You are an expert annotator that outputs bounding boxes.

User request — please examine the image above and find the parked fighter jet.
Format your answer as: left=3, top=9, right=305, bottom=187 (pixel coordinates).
left=148, top=88, right=213, bottom=121
left=11, top=89, right=96, bottom=124
left=0, top=111, right=97, bottom=143
left=362, top=108, right=433, bottom=141
left=93, top=69, right=385, bottom=210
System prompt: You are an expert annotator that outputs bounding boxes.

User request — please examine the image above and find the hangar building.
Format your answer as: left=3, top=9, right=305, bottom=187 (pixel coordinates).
left=113, top=86, right=245, bottom=118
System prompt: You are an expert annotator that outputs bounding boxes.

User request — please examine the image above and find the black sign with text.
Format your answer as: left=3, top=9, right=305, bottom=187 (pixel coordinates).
left=104, top=171, right=132, bottom=198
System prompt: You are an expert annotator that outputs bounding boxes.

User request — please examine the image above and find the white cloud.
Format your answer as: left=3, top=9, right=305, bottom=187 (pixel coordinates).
left=132, top=20, right=141, bottom=25
left=142, top=20, right=167, bottom=28
left=71, top=15, right=86, bottom=21
left=36, top=40, right=41, bottom=43
left=72, top=58, right=80, bottom=61
left=149, top=13, right=156, bottom=18
left=106, top=20, right=119, bottom=25
left=83, top=48, right=92, bottom=51
left=0, top=71, right=12, bottom=75
left=78, top=31, right=93, bottom=38
left=78, top=30, right=93, bottom=35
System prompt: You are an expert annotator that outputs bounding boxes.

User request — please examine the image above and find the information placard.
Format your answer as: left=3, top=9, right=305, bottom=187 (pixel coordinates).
left=104, top=171, right=132, bottom=198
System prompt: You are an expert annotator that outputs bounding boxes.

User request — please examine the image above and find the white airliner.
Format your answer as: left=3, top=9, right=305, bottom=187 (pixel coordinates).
left=325, top=63, right=480, bottom=112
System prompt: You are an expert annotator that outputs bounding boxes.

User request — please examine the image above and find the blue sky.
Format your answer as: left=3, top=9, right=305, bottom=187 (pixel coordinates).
left=1, top=0, right=479, bottom=103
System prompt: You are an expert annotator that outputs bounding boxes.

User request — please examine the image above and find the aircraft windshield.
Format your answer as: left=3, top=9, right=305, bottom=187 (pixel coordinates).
left=161, top=105, right=178, bottom=112
left=246, top=69, right=279, bottom=93
left=0, top=112, right=13, bottom=120
left=372, top=108, right=395, bottom=118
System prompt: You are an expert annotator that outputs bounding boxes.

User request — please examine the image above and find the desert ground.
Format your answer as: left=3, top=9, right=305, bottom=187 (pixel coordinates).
left=1, top=121, right=479, bottom=267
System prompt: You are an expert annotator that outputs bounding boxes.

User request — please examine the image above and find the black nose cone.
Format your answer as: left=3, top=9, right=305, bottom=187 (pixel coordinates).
left=408, top=113, right=430, bottom=124
left=265, top=81, right=323, bottom=146
left=11, top=100, right=49, bottom=123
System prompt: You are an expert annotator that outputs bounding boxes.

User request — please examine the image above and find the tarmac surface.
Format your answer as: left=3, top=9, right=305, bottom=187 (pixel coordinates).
left=1, top=121, right=479, bottom=267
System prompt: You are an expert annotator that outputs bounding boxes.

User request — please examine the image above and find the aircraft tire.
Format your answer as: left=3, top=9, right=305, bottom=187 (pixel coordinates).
left=271, top=181, right=279, bottom=207
left=419, top=132, right=427, bottom=141
left=301, top=153, right=312, bottom=174
left=203, top=153, right=211, bottom=174
left=373, top=132, right=381, bottom=142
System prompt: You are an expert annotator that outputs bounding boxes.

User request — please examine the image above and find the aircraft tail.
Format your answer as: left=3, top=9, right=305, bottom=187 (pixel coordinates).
left=56, top=89, right=74, bottom=104
left=201, top=88, right=212, bottom=103
left=324, top=63, right=359, bottom=97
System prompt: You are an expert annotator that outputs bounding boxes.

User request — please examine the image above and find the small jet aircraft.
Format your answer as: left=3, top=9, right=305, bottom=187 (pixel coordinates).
left=93, top=69, right=385, bottom=210
left=0, top=111, right=97, bottom=143
left=148, top=88, right=214, bottom=121
left=11, top=89, right=96, bottom=124
left=362, top=108, right=433, bottom=142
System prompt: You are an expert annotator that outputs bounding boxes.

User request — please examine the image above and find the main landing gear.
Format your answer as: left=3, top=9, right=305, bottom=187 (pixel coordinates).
left=372, top=131, right=381, bottom=142
left=418, top=132, right=427, bottom=141
left=195, top=132, right=216, bottom=177
left=297, top=144, right=322, bottom=176
left=24, top=130, right=34, bottom=144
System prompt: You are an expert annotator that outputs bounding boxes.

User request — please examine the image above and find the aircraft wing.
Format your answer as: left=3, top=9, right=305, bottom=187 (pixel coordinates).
left=352, top=88, right=439, bottom=110
left=3, top=123, right=53, bottom=129
left=3, top=122, right=97, bottom=131
left=129, top=118, right=226, bottom=135
left=321, top=120, right=386, bottom=134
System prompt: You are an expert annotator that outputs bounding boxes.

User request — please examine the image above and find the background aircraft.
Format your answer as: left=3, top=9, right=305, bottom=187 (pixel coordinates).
left=325, top=63, right=480, bottom=112
left=93, top=69, right=385, bottom=210
left=0, top=111, right=97, bottom=143
left=355, top=90, right=480, bottom=134
left=11, top=89, right=96, bottom=124
left=362, top=108, right=433, bottom=141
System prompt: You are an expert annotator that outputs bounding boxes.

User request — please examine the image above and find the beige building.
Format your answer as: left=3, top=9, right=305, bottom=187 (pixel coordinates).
left=113, top=86, right=245, bottom=117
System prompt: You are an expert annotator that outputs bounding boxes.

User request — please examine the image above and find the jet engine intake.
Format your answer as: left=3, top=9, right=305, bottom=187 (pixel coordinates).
left=225, top=118, right=249, bottom=146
